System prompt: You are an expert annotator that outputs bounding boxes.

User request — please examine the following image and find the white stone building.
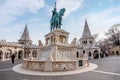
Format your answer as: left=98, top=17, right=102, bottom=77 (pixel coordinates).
left=0, top=19, right=100, bottom=62
left=78, top=19, right=100, bottom=59
left=0, top=25, right=38, bottom=61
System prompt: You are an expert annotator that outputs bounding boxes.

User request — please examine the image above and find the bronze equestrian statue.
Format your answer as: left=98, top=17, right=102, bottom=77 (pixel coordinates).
left=50, top=3, right=66, bottom=32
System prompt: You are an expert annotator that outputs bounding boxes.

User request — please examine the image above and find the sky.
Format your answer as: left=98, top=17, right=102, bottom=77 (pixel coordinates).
left=0, top=0, right=120, bottom=44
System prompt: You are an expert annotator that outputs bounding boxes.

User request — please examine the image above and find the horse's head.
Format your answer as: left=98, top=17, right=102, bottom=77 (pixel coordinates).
left=59, top=8, right=66, bottom=16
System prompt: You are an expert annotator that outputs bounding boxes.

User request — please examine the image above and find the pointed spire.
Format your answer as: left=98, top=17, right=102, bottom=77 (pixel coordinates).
left=20, top=24, right=31, bottom=40
left=80, top=19, right=94, bottom=39
left=19, top=24, right=32, bottom=44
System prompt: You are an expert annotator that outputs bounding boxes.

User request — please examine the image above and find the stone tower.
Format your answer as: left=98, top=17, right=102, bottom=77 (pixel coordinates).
left=18, top=24, right=32, bottom=45
left=80, top=19, right=94, bottom=53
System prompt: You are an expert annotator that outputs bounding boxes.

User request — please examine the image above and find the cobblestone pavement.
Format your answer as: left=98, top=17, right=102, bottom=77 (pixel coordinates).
left=1, top=56, right=120, bottom=80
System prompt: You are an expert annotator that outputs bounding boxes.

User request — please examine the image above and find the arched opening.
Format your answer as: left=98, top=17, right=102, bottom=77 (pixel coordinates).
left=93, top=50, right=99, bottom=59
left=18, top=50, right=23, bottom=59
left=6, top=49, right=12, bottom=59
left=100, top=52, right=104, bottom=58
left=59, top=35, right=66, bottom=43
left=76, top=51, right=79, bottom=58
left=112, top=51, right=115, bottom=55
left=0, top=50, right=3, bottom=60
left=88, top=51, right=91, bottom=57
left=51, top=36, right=54, bottom=43
left=116, top=51, right=119, bottom=55
left=32, top=50, right=37, bottom=57
left=83, top=50, right=85, bottom=54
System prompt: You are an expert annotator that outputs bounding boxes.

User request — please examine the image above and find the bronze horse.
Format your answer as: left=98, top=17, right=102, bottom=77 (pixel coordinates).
left=50, top=8, right=65, bottom=31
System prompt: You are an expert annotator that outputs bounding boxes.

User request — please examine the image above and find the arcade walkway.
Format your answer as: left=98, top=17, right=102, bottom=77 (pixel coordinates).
left=0, top=56, right=120, bottom=80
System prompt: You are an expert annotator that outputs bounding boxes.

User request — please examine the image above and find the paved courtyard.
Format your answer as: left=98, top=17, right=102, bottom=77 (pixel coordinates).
left=1, top=56, right=120, bottom=80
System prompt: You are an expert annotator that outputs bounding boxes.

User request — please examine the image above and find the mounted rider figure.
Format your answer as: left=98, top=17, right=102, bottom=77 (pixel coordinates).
left=50, top=2, right=66, bottom=32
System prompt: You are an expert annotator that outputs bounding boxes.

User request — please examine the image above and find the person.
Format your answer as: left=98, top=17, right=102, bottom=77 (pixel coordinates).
left=11, top=53, right=15, bottom=64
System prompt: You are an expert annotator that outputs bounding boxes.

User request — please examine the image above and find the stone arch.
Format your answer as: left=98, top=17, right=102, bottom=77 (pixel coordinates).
left=18, top=50, right=23, bottom=59
left=83, top=50, right=85, bottom=54
left=0, top=50, right=3, bottom=60
left=93, top=50, right=99, bottom=59
left=51, top=36, right=54, bottom=43
left=7, top=49, right=12, bottom=53
left=88, top=51, right=91, bottom=57
left=112, top=51, right=115, bottom=55
left=14, top=51, right=17, bottom=59
left=6, top=49, right=12, bottom=59
left=116, top=51, right=119, bottom=55
left=32, top=50, right=37, bottom=57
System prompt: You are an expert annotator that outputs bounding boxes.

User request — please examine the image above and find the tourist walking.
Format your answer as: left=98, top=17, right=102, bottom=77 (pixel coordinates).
left=11, top=53, right=15, bottom=64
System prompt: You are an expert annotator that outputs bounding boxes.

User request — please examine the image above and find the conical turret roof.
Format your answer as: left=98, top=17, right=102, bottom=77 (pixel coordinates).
left=20, top=24, right=31, bottom=41
left=80, top=19, right=94, bottom=40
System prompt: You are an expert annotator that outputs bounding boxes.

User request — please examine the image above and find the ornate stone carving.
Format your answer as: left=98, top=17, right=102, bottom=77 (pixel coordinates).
left=71, top=38, right=77, bottom=45
left=38, top=40, right=43, bottom=47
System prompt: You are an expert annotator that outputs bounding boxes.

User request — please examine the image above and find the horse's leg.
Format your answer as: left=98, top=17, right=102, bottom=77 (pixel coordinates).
left=54, top=22, right=56, bottom=30
left=57, top=20, right=60, bottom=29
left=50, top=24, right=53, bottom=32
left=55, top=20, right=58, bottom=29
left=53, top=23, right=55, bottom=31
left=51, top=25, right=52, bottom=31
left=59, top=17, right=62, bottom=28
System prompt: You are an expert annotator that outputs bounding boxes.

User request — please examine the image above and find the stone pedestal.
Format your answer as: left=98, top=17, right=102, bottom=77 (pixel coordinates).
left=44, top=60, right=53, bottom=71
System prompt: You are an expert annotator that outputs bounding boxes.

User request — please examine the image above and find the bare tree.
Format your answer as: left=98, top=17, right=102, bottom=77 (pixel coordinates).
left=105, top=24, right=120, bottom=46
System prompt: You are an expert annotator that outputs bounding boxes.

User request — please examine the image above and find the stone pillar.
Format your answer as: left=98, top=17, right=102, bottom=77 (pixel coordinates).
left=55, top=35, right=59, bottom=44
left=37, top=48, right=41, bottom=60
left=66, top=36, right=68, bottom=44
left=99, top=49, right=101, bottom=59
left=87, top=39, right=89, bottom=45
left=51, top=46, right=58, bottom=61
left=45, top=38, right=47, bottom=45
left=28, top=50, right=33, bottom=60
left=50, top=36, right=52, bottom=45
left=22, top=50, right=24, bottom=59
left=91, top=50, right=94, bottom=59
left=76, top=60, right=79, bottom=69
left=45, top=38, right=48, bottom=45
left=55, top=46, right=57, bottom=61
left=2, top=52, right=5, bottom=61
left=31, top=50, right=33, bottom=59
left=2, top=48, right=5, bottom=61
left=16, top=52, right=18, bottom=60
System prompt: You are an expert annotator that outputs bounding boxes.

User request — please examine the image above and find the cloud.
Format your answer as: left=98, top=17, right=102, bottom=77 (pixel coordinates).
left=82, top=6, right=120, bottom=40
left=56, top=0, right=84, bottom=17
left=0, top=0, right=45, bottom=25
left=0, top=23, right=25, bottom=41
left=81, top=7, right=120, bottom=28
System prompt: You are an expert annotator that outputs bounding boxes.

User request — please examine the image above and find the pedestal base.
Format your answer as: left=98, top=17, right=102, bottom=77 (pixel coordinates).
left=44, top=60, right=53, bottom=71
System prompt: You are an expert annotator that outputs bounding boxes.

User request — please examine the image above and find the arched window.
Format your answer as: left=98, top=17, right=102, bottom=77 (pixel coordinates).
left=32, top=50, right=37, bottom=57
left=93, top=50, right=99, bottom=59
left=83, top=50, right=85, bottom=54
left=89, top=52, right=91, bottom=57
left=76, top=51, right=79, bottom=58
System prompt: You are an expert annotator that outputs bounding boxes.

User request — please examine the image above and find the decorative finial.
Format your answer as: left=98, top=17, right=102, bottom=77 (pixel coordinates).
left=55, top=2, right=56, bottom=8
left=54, top=2, right=57, bottom=11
